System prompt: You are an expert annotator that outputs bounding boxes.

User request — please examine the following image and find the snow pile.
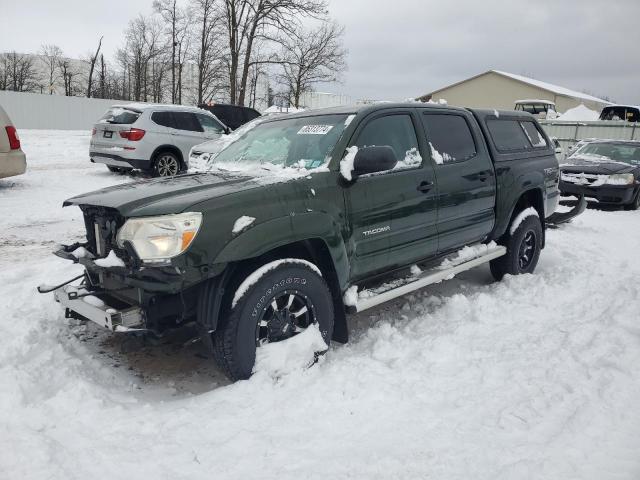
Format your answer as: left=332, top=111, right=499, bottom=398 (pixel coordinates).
left=340, top=145, right=359, bottom=180
left=232, top=215, right=256, bottom=234
left=94, top=250, right=126, bottom=268
left=253, top=324, right=327, bottom=378
left=83, top=295, right=105, bottom=308
left=71, top=246, right=91, bottom=259
left=395, top=147, right=422, bottom=170
left=556, top=104, right=600, bottom=121
left=439, top=241, right=499, bottom=269
left=430, top=142, right=452, bottom=164
left=343, top=285, right=359, bottom=307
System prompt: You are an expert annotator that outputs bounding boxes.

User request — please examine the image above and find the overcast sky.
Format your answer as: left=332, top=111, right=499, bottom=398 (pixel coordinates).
left=2, top=0, right=639, bottom=104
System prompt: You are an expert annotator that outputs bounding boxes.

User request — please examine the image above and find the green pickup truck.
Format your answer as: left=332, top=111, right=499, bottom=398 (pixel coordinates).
left=46, top=103, right=560, bottom=380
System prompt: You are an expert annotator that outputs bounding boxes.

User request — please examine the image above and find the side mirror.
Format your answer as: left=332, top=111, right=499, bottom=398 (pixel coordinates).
left=351, top=146, right=398, bottom=178
left=224, top=126, right=231, bottom=135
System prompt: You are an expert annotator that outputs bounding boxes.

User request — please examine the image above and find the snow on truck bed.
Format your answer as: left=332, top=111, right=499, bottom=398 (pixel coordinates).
left=1, top=130, right=640, bottom=479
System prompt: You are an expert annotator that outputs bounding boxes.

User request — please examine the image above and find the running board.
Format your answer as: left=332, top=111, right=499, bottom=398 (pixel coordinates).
left=351, top=246, right=506, bottom=313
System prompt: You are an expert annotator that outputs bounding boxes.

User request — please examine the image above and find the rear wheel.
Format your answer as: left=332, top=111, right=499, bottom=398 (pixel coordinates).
left=153, top=151, right=181, bottom=177
left=490, top=213, right=543, bottom=281
left=212, top=260, right=334, bottom=381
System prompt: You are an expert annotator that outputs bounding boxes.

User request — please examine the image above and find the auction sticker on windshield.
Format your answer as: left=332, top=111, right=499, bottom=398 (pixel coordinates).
left=298, top=125, right=334, bottom=135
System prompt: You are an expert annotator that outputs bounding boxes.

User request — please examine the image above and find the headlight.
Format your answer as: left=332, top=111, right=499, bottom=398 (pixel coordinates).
left=117, top=212, right=202, bottom=263
left=605, top=173, right=635, bottom=185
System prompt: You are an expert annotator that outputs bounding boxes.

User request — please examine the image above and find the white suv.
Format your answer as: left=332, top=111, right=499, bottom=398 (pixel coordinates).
left=90, top=104, right=229, bottom=176
left=0, top=104, right=26, bottom=179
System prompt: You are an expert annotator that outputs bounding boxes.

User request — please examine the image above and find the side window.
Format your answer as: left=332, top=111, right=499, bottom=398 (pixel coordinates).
left=354, top=114, right=422, bottom=171
left=422, top=113, right=477, bottom=164
left=486, top=119, right=531, bottom=152
left=520, top=121, right=548, bottom=148
left=151, top=111, right=175, bottom=129
left=197, top=114, right=226, bottom=134
left=173, top=112, right=203, bottom=132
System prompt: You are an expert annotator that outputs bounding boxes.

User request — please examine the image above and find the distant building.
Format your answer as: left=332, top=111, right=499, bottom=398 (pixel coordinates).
left=418, top=70, right=611, bottom=113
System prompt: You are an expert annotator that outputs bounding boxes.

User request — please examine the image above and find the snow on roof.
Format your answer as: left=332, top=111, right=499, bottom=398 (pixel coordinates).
left=111, top=103, right=203, bottom=111
left=492, top=70, right=611, bottom=104
left=515, top=99, right=556, bottom=105
left=263, top=105, right=306, bottom=114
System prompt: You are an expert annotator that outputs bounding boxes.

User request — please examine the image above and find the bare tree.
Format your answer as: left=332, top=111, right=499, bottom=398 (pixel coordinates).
left=279, top=21, right=346, bottom=108
left=86, top=36, right=103, bottom=97
left=1, top=52, right=41, bottom=92
left=40, top=44, right=63, bottom=94
left=191, top=0, right=225, bottom=104
left=155, top=0, right=192, bottom=104
left=57, top=58, right=80, bottom=96
left=221, top=0, right=328, bottom=106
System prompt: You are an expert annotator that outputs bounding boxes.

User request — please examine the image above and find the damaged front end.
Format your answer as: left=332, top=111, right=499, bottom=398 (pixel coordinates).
left=42, top=206, right=202, bottom=334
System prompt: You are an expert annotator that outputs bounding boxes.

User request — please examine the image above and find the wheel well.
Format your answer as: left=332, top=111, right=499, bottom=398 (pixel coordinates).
left=220, top=238, right=348, bottom=343
left=152, top=145, right=184, bottom=170
left=508, top=188, right=545, bottom=245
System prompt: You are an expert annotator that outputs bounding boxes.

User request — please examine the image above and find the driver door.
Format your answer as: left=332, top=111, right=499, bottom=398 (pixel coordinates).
left=344, top=110, right=438, bottom=281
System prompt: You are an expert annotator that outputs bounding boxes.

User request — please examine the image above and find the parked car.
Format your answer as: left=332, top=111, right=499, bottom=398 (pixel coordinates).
left=0, top=104, right=26, bottom=179
left=198, top=102, right=261, bottom=130
left=90, top=104, right=229, bottom=177
left=46, top=103, right=559, bottom=381
left=565, top=138, right=597, bottom=158
left=559, top=140, right=640, bottom=209
left=599, top=105, right=640, bottom=123
left=515, top=100, right=558, bottom=119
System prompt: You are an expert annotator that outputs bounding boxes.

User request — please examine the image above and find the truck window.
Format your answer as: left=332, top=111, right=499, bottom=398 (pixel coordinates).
left=487, top=119, right=531, bottom=152
left=520, top=121, right=548, bottom=148
left=421, top=113, right=476, bottom=164
left=354, top=114, right=422, bottom=171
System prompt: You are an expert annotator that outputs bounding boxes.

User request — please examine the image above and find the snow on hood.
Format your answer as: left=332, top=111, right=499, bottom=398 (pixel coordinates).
left=253, top=324, right=328, bottom=379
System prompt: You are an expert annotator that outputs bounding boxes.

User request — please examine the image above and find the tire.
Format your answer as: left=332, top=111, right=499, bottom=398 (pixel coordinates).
left=212, top=260, right=334, bottom=381
left=490, top=214, right=543, bottom=281
left=153, top=151, right=181, bottom=177
left=625, top=191, right=640, bottom=211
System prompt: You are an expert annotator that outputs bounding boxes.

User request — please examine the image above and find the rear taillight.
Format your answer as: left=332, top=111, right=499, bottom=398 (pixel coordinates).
left=5, top=126, right=20, bottom=150
left=119, top=128, right=145, bottom=141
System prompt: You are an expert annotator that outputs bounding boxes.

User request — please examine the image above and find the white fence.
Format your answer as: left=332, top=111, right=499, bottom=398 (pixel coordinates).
left=540, top=120, right=640, bottom=150
left=0, top=90, right=141, bottom=130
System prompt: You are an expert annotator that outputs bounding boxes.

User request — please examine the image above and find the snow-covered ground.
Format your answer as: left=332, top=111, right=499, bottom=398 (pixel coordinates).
left=1, top=130, right=640, bottom=480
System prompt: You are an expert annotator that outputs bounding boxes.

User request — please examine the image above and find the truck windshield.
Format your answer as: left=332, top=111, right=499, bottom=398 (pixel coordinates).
left=576, top=143, right=640, bottom=165
left=212, top=114, right=350, bottom=170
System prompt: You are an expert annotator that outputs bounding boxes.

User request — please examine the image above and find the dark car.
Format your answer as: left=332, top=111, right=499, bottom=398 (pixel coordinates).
left=559, top=140, right=640, bottom=210
left=45, top=103, right=560, bottom=381
left=599, top=105, right=640, bottom=123
left=198, top=103, right=261, bottom=131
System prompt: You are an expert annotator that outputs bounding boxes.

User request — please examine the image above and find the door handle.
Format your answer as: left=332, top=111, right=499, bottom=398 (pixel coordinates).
left=417, top=181, right=434, bottom=193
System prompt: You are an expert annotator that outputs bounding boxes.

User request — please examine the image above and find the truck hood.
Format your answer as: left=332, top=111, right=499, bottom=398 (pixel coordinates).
left=64, top=172, right=261, bottom=217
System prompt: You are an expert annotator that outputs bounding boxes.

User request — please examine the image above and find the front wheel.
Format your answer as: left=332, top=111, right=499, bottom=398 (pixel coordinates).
left=213, top=260, right=334, bottom=381
left=625, top=190, right=640, bottom=211
left=490, top=213, right=543, bottom=281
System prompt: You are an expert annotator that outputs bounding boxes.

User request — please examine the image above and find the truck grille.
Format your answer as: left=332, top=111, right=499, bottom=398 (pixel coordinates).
left=81, top=206, right=130, bottom=263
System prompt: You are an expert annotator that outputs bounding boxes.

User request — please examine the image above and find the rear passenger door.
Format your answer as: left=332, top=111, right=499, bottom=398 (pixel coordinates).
left=420, top=111, right=496, bottom=253
left=171, top=112, right=206, bottom=160
left=345, top=110, right=438, bottom=280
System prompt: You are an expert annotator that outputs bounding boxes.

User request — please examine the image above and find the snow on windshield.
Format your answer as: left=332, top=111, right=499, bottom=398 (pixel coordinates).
left=193, top=114, right=349, bottom=176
